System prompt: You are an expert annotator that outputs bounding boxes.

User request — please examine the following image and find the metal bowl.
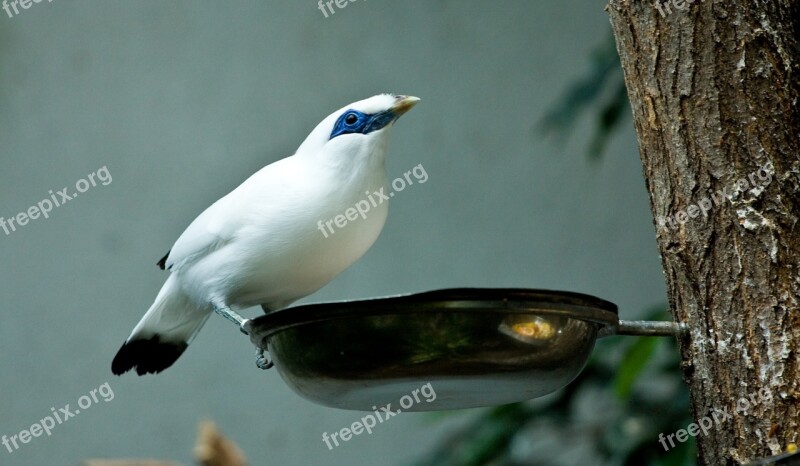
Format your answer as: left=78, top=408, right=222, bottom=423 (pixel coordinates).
left=246, top=288, right=618, bottom=411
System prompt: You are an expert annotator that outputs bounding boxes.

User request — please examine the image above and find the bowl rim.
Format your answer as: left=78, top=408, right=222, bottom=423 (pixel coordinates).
left=247, top=288, right=619, bottom=347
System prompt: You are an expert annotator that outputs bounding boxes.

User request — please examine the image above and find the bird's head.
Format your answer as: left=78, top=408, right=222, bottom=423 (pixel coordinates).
left=296, top=94, right=420, bottom=164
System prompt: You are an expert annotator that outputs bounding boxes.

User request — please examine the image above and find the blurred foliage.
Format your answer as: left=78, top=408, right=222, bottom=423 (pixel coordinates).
left=538, top=34, right=630, bottom=159
left=414, top=308, right=694, bottom=466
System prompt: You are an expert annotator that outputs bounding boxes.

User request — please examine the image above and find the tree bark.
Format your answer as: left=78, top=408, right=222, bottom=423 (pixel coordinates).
left=606, top=0, right=800, bottom=464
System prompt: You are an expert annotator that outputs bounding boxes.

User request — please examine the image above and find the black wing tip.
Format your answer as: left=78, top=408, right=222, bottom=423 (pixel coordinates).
left=157, top=250, right=170, bottom=270
left=111, top=336, right=187, bottom=376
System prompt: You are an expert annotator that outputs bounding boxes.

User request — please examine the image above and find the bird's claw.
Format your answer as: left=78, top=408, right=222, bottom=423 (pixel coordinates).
left=255, top=348, right=273, bottom=370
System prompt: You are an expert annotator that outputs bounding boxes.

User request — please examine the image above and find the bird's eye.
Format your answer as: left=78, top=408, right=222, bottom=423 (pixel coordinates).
left=345, top=114, right=358, bottom=125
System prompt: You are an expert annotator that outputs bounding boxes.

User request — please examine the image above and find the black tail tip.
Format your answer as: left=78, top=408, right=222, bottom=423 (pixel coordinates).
left=111, top=336, right=188, bottom=376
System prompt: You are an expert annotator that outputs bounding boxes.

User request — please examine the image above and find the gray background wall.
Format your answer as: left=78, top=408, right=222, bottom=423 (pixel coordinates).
left=0, top=1, right=667, bottom=465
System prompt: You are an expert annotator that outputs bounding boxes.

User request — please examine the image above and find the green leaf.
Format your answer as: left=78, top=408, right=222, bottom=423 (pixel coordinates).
left=614, top=336, right=660, bottom=400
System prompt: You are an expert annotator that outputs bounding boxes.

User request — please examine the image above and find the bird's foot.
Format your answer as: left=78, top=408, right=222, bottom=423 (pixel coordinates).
left=255, top=348, right=273, bottom=370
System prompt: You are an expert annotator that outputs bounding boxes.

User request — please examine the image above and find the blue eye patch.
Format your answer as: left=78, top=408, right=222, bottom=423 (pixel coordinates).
left=329, top=109, right=397, bottom=140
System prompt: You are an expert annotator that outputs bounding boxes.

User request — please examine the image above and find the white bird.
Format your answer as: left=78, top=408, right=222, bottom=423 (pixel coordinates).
left=112, top=94, right=420, bottom=376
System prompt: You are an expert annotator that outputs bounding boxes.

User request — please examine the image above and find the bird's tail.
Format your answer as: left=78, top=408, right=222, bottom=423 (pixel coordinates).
left=112, top=274, right=211, bottom=375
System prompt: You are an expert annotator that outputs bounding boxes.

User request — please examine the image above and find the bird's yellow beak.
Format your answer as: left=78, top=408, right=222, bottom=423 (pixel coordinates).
left=390, top=95, right=421, bottom=117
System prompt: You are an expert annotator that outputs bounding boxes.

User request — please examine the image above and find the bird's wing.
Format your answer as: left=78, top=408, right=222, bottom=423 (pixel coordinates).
left=159, top=194, right=244, bottom=271
left=157, top=251, right=170, bottom=270
left=160, top=163, right=278, bottom=271
left=159, top=156, right=302, bottom=272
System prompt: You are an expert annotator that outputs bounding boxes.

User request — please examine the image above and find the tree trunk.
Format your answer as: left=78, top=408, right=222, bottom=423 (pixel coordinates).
left=606, top=0, right=800, bottom=464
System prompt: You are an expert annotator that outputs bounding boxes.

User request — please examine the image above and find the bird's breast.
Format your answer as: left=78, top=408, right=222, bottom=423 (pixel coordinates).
left=214, top=186, right=389, bottom=309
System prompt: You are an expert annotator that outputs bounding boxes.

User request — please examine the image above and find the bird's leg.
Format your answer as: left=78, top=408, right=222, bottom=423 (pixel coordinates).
left=212, top=304, right=251, bottom=335
left=213, top=303, right=272, bottom=369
